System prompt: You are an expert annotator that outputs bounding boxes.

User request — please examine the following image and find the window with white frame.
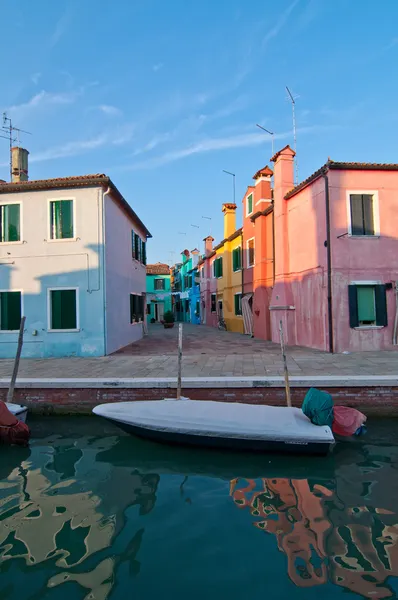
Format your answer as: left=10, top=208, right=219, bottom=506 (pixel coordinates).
left=0, top=204, right=21, bottom=243
left=50, top=200, right=74, bottom=239
left=246, top=193, right=253, bottom=216
left=348, top=283, right=387, bottom=328
left=49, top=288, right=78, bottom=330
left=0, top=291, right=22, bottom=331
left=247, top=238, right=255, bottom=267
left=130, top=294, right=144, bottom=323
left=348, top=193, right=378, bottom=236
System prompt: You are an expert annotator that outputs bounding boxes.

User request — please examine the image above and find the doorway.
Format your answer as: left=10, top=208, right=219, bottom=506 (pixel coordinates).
left=155, top=303, right=165, bottom=322
left=218, top=300, right=223, bottom=318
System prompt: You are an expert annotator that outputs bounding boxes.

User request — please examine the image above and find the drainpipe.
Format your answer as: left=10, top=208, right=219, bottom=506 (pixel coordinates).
left=240, top=230, right=244, bottom=296
left=102, top=187, right=111, bottom=356
left=323, top=169, right=334, bottom=353
left=272, top=206, right=275, bottom=286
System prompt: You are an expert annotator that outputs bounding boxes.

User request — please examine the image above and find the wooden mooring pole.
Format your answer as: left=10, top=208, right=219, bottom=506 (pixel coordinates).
left=6, top=316, right=26, bottom=404
left=177, top=323, right=183, bottom=400
left=279, top=319, right=292, bottom=408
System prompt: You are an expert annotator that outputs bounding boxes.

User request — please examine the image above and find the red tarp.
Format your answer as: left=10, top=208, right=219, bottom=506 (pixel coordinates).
left=0, top=401, right=30, bottom=446
left=332, top=405, right=367, bottom=437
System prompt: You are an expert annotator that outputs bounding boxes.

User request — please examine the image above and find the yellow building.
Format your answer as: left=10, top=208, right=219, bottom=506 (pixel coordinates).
left=213, top=203, right=244, bottom=333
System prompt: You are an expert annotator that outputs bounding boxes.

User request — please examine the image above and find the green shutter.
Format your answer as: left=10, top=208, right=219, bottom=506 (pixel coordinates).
left=7, top=205, right=20, bottom=242
left=131, top=231, right=135, bottom=258
left=234, top=294, right=239, bottom=315
left=50, top=200, right=73, bottom=239
left=51, top=290, right=76, bottom=329
left=247, top=194, right=253, bottom=214
left=375, top=284, right=388, bottom=326
left=0, top=292, right=21, bottom=330
left=142, top=241, right=147, bottom=265
left=348, top=285, right=359, bottom=328
left=357, top=286, right=375, bottom=324
left=219, top=257, right=223, bottom=277
left=232, top=249, right=237, bottom=272
left=134, top=234, right=139, bottom=260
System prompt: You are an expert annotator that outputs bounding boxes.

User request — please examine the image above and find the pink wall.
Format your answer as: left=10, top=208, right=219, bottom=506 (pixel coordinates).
left=329, top=169, right=398, bottom=352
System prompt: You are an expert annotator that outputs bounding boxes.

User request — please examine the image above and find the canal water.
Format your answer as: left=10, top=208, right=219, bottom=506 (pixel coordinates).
left=1, top=417, right=398, bottom=600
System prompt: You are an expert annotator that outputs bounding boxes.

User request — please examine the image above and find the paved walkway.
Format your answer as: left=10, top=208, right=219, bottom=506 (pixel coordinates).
left=0, top=324, right=397, bottom=379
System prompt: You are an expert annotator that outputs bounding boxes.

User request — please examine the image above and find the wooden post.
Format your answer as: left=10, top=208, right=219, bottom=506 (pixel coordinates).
left=177, top=323, right=183, bottom=399
left=279, top=319, right=292, bottom=408
left=6, top=316, right=26, bottom=404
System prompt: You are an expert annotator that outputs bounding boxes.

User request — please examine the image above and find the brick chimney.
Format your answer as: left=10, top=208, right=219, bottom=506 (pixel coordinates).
left=222, top=203, right=237, bottom=239
left=11, top=147, right=29, bottom=182
left=252, top=165, right=273, bottom=205
left=203, top=236, right=214, bottom=257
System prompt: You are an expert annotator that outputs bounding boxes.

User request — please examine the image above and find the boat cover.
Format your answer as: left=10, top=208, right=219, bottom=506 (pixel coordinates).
left=93, top=400, right=334, bottom=444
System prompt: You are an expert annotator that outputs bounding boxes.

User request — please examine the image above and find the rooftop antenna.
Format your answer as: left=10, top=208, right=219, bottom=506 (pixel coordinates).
left=201, top=215, right=212, bottom=236
left=256, top=124, right=274, bottom=156
left=285, top=86, right=299, bottom=185
left=222, top=170, right=236, bottom=204
left=0, top=113, right=32, bottom=181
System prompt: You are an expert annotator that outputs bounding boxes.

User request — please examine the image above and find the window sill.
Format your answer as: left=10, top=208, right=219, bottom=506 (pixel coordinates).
left=0, top=330, right=20, bottom=333
left=48, top=328, right=80, bottom=333
left=47, top=238, right=77, bottom=243
left=233, top=269, right=242, bottom=273
left=348, top=235, right=380, bottom=239
left=247, top=265, right=255, bottom=269
left=354, top=325, right=384, bottom=330
left=0, top=241, right=23, bottom=245
left=130, top=321, right=143, bottom=325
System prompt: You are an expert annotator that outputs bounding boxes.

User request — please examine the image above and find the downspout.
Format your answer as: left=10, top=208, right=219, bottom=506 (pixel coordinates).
left=272, top=205, right=275, bottom=286
left=240, top=230, right=244, bottom=296
left=102, top=187, right=111, bottom=355
left=323, top=169, right=334, bottom=353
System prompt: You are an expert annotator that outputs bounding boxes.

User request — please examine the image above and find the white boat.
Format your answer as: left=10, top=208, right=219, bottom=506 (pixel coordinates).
left=7, top=403, right=28, bottom=423
left=93, top=400, right=335, bottom=455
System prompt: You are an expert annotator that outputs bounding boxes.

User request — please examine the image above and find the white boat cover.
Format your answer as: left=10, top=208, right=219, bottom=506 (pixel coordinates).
left=93, top=400, right=334, bottom=444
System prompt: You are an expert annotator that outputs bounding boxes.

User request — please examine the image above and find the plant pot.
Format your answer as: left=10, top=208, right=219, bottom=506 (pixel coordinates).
left=163, top=323, right=175, bottom=329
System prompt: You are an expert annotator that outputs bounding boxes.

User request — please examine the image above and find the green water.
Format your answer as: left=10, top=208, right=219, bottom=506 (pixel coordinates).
left=1, top=417, right=398, bottom=600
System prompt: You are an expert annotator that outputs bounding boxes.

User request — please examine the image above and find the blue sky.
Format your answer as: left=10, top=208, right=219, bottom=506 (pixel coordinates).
left=1, top=0, right=397, bottom=263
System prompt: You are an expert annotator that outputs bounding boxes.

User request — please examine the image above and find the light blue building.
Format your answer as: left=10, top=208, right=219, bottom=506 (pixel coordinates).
left=0, top=148, right=151, bottom=357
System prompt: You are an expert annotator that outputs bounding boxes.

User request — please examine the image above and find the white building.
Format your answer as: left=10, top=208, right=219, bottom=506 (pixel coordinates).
left=0, top=147, right=151, bottom=357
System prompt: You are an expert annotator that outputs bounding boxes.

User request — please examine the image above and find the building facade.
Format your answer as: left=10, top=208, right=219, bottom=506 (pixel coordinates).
left=146, top=263, right=171, bottom=323
left=0, top=147, right=151, bottom=358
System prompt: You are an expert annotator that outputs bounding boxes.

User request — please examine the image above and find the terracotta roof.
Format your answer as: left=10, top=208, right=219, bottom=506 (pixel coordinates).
left=211, top=228, right=243, bottom=253
left=222, top=202, right=237, bottom=211
left=250, top=204, right=273, bottom=221
left=146, top=263, right=170, bottom=275
left=285, top=160, right=398, bottom=200
left=0, top=174, right=152, bottom=237
left=270, top=144, right=295, bottom=163
left=253, top=165, right=273, bottom=179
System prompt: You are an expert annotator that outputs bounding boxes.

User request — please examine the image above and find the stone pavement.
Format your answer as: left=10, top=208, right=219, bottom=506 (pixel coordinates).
left=0, top=323, right=397, bottom=379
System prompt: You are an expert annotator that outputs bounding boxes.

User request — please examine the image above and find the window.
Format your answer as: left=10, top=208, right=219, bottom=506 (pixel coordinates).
left=0, top=204, right=20, bottom=243
left=49, top=289, right=78, bottom=330
left=232, top=247, right=242, bottom=272
left=130, top=294, right=144, bottom=323
left=132, top=232, right=147, bottom=264
left=201, top=268, right=204, bottom=278
left=50, top=200, right=74, bottom=239
left=147, top=304, right=151, bottom=315
left=0, top=291, right=21, bottom=331
left=211, top=293, right=217, bottom=313
left=154, top=278, right=165, bottom=290
left=349, top=194, right=376, bottom=236
left=234, top=293, right=242, bottom=316
left=213, top=257, right=223, bottom=278
left=247, top=193, right=253, bottom=216
left=247, top=238, right=255, bottom=267
left=348, top=284, right=387, bottom=328
left=195, top=300, right=200, bottom=315
left=185, top=299, right=190, bottom=312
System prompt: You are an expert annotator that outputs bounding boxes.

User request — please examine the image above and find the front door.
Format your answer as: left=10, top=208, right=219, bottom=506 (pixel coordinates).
left=218, top=300, right=223, bottom=318
left=157, top=303, right=165, bottom=322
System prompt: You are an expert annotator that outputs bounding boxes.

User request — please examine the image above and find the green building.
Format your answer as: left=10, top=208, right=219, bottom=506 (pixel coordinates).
left=146, top=263, right=172, bottom=322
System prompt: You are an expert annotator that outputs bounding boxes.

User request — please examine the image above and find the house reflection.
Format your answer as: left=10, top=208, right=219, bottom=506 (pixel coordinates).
left=230, top=448, right=398, bottom=600
left=0, top=437, right=160, bottom=599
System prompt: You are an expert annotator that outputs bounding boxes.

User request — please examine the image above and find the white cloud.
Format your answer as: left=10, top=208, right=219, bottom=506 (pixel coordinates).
left=126, top=125, right=334, bottom=171
left=262, top=0, right=300, bottom=47
left=97, top=104, right=123, bottom=117
left=8, top=90, right=79, bottom=116
left=152, top=63, right=164, bottom=72
left=30, top=135, right=108, bottom=163
left=50, top=11, right=72, bottom=48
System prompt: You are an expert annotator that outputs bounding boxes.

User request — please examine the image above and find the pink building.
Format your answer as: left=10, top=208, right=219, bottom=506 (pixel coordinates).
left=270, top=145, right=398, bottom=352
left=199, top=236, right=217, bottom=327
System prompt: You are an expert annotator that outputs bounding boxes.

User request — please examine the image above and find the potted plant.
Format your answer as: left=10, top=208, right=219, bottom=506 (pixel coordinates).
left=163, top=310, right=175, bottom=329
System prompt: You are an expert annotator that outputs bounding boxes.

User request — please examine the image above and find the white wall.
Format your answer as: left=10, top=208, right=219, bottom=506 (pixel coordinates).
left=0, top=186, right=106, bottom=357
left=104, top=194, right=146, bottom=354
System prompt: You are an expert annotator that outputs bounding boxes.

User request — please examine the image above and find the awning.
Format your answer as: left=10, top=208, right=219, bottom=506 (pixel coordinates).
left=242, top=293, right=253, bottom=335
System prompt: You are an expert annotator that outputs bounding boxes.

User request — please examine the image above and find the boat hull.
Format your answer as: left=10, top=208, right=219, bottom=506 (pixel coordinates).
left=94, top=400, right=335, bottom=456
left=105, top=418, right=332, bottom=455
left=7, top=404, right=28, bottom=424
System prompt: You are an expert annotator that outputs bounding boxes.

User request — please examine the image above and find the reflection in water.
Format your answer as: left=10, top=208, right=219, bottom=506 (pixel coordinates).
left=230, top=444, right=398, bottom=599
left=1, top=418, right=398, bottom=600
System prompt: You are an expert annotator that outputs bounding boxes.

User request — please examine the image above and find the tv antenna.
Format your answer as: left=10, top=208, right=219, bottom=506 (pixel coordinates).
left=285, top=86, right=299, bottom=185
left=0, top=113, right=32, bottom=181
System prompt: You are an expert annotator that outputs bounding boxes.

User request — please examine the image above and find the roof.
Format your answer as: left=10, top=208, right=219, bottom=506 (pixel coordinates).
left=0, top=174, right=152, bottom=237
left=146, top=263, right=170, bottom=275
left=270, top=144, right=295, bottom=163
left=285, top=160, right=398, bottom=199
left=211, top=227, right=243, bottom=254
left=253, top=165, right=273, bottom=179
left=250, top=204, right=273, bottom=221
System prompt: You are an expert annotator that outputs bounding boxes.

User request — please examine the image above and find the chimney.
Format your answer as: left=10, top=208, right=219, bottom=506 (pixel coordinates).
left=203, top=236, right=214, bottom=257
left=11, top=147, right=29, bottom=182
left=252, top=165, right=273, bottom=204
left=191, top=248, right=200, bottom=267
left=222, top=203, right=237, bottom=239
